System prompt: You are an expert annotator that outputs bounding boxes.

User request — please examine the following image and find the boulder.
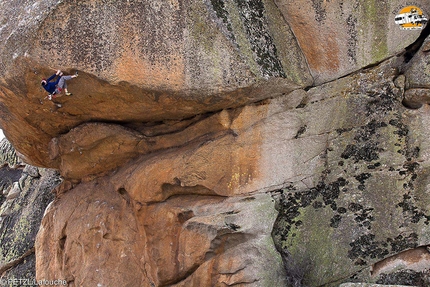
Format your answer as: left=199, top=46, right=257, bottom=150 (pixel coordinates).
left=36, top=183, right=285, bottom=286
left=36, top=53, right=430, bottom=286
left=0, top=0, right=424, bottom=169
left=0, top=1, right=429, bottom=287
left=0, top=0, right=313, bottom=167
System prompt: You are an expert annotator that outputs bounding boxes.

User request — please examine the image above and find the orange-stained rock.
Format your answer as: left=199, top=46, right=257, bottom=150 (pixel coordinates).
left=35, top=53, right=430, bottom=286
left=50, top=123, right=143, bottom=179
left=36, top=179, right=286, bottom=286
left=1, top=65, right=300, bottom=168
left=36, top=181, right=154, bottom=286
left=0, top=0, right=424, bottom=169
left=0, top=0, right=312, bottom=167
left=274, top=0, right=426, bottom=84
left=3, top=1, right=430, bottom=286
left=49, top=111, right=234, bottom=179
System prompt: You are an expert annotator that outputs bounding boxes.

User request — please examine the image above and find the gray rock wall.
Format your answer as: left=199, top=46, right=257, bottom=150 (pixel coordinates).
left=272, top=57, right=430, bottom=286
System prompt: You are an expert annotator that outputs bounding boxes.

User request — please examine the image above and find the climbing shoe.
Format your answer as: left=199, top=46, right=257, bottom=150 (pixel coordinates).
left=65, top=92, right=72, bottom=96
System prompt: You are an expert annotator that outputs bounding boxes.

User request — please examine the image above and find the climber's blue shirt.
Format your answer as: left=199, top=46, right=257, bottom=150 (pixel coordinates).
left=42, top=74, right=60, bottom=94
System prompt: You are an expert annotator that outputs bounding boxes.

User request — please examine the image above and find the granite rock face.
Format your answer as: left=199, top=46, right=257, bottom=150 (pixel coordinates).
left=0, top=0, right=429, bottom=286
left=0, top=0, right=312, bottom=167
left=0, top=0, right=426, bottom=168
left=271, top=58, right=430, bottom=286
left=36, top=183, right=285, bottom=286
left=274, top=0, right=427, bottom=84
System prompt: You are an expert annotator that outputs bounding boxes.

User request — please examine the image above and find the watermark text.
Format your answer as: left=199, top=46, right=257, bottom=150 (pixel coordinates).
left=0, top=278, right=67, bottom=286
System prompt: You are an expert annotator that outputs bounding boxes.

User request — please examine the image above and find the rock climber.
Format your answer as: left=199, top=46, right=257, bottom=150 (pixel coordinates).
left=41, top=70, right=78, bottom=100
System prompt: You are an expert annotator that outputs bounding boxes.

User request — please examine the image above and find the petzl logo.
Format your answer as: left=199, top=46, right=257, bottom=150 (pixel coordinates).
left=395, top=6, right=428, bottom=30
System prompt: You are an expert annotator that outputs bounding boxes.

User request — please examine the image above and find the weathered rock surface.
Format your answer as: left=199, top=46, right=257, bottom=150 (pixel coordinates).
left=0, top=0, right=426, bottom=169
left=271, top=57, right=430, bottom=286
left=37, top=52, right=430, bottom=286
left=0, top=1, right=429, bottom=287
left=37, top=184, right=285, bottom=286
left=272, top=0, right=427, bottom=84
left=0, top=0, right=312, bottom=167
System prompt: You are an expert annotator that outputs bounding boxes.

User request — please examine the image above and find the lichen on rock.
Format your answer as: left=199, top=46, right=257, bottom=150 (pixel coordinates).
left=272, top=57, right=430, bottom=286
left=0, top=1, right=429, bottom=286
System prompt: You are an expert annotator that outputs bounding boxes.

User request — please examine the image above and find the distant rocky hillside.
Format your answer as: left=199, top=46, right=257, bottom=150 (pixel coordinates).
left=0, top=0, right=429, bottom=286
left=0, top=139, right=60, bottom=283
